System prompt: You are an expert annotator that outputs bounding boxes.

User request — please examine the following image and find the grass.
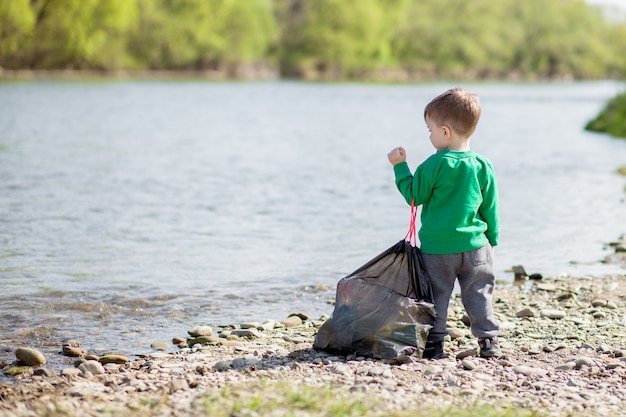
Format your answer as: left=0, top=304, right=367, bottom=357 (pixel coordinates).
left=585, top=91, right=626, bottom=139
left=77, top=380, right=547, bottom=417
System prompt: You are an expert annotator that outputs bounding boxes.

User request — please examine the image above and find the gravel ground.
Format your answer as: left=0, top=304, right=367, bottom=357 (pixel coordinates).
left=1, top=250, right=625, bottom=417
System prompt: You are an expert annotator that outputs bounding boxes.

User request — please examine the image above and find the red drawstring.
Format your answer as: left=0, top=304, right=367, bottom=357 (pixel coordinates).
left=404, top=199, right=418, bottom=246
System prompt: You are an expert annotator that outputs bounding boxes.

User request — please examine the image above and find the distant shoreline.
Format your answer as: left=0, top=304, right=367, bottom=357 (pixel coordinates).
left=2, top=68, right=622, bottom=83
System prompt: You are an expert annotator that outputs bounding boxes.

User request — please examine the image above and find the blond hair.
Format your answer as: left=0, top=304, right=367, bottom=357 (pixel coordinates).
left=424, top=87, right=481, bottom=137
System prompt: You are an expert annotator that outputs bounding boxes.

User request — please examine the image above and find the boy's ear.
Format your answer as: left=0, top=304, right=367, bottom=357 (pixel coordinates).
left=442, top=125, right=451, bottom=138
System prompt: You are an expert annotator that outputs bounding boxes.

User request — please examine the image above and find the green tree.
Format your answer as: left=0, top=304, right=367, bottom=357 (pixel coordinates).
left=506, top=0, right=613, bottom=78
left=27, top=0, right=138, bottom=69
left=601, top=22, right=626, bottom=78
left=0, top=0, right=35, bottom=67
left=276, top=0, right=391, bottom=78
left=129, top=0, right=276, bottom=70
left=390, top=0, right=522, bottom=78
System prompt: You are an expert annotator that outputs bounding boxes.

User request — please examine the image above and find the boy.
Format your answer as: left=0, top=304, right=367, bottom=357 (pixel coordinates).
left=387, top=87, right=501, bottom=359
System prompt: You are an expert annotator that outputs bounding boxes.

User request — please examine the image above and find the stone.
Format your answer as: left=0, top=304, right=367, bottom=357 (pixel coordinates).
left=61, top=368, right=82, bottom=378
left=575, top=357, right=595, bottom=368
left=79, top=360, right=105, bottom=376
left=188, top=336, right=220, bottom=345
left=4, top=366, right=34, bottom=376
left=214, top=361, right=231, bottom=372
left=448, top=328, right=467, bottom=339
left=231, top=329, right=262, bottom=339
left=331, top=364, right=352, bottom=376
left=515, top=308, right=535, bottom=318
left=63, top=346, right=87, bottom=357
left=535, top=283, right=557, bottom=291
left=591, top=299, right=608, bottom=307
left=282, top=316, right=303, bottom=327
left=99, top=354, right=130, bottom=364
left=65, top=382, right=106, bottom=397
left=188, top=326, right=213, bottom=337
left=33, top=368, right=55, bottom=377
left=512, top=265, right=528, bottom=280
left=455, top=349, right=477, bottom=360
left=513, top=366, right=548, bottom=377
left=172, top=337, right=187, bottom=347
left=540, top=309, right=566, bottom=319
left=260, top=321, right=277, bottom=331
left=169, top=378, right=189, bottom=393
left=151, top=342, right=170, bottom=350
left=367, top=366, right=386, bottom=376
left=15, top=347, right=46, bottom=366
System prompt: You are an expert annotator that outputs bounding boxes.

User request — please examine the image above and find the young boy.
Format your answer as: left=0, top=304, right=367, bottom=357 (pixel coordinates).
left=387, top=87, right=501, bottom=359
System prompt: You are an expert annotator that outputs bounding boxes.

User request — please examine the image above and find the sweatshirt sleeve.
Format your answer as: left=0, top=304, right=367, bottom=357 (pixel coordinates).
left=392, top=161, right=414, bottom=205
left=479, top=162, right=500, bottom=247
left=393, top=160, right=434, bottom=207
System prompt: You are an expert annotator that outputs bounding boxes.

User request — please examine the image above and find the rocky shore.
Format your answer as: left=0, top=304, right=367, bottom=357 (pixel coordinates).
left=1, top=247, right=626, bottom=417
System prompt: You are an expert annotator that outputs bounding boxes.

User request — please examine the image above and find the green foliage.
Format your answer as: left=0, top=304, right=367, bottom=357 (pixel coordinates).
left=0, top=0, right=35, bottom=61
left=0, top=0, right=624, bottom=79
left=128, top=0, right=276, bottom=70
left=586, top=92, right=626, bottom=139
left=276, top=0, right=391, bottom=78
left=390, top=0, right=520, bottom=78
left=15, top=0, right=138, bottom=69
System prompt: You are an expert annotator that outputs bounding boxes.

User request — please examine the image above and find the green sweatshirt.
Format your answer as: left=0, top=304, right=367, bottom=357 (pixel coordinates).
left=393, top=150, right=499, bottom=254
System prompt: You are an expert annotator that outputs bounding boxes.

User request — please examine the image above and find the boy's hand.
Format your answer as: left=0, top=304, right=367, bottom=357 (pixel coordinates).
left=387, top=147, right=406, bottom=165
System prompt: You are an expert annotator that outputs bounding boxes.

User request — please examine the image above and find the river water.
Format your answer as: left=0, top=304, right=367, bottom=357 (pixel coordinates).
left=1, top=80, right=625, bottom=372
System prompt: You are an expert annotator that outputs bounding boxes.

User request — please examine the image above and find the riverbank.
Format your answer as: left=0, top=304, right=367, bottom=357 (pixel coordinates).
left=1, top=244, right=625, bottom=417
left=0, top=68, right=594, bottom=83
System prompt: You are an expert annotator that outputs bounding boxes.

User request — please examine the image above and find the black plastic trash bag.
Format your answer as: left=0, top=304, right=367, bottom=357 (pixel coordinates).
left=314, top=239, right=436, bottom=360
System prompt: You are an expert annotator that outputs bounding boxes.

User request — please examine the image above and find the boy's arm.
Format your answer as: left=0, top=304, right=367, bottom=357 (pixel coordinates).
left=479, top=166, right=500, bottom=247
left=393, top=162, right=415, bottom=205
left=388, top=147, right=413, bottom=205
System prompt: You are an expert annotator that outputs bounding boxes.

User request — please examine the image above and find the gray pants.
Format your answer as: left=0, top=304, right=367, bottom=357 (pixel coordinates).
left=421, top=244, right=499, bottom=343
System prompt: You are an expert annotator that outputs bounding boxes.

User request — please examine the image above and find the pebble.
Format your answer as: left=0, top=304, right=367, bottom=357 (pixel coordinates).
left=231, top=329, right=262, bottom=338
left=62, top=346, right=87, bottom=357
left=540, top=309, right=566, bottom=319
left=188, top=326, right=213, bottom=337
left=515, top=308, right=535, bottom=318
left=462, top=359, right=478, bottom=370
left=78, top=360, right=105, bottom=376
left=99, top=354, right=129, bottom=364
left=61, top=368, right=82, bottom=378
left=15, top=347, right=46, bottom=366
left=513, top=366, right=548, bottom=377
left=2, top=274, right=626, bottom=417
left=448, top=328, right=467, bottom=339
left=281, top=316, right=303, bottom=327
left=214, top=361, right=231, bottom=372
left=187, top=336, right=220, bottom=345
left=151, top=342, right=170, bottom=350
left=169, top=378, right=189, bottom=393
left=574, top=357, right=595, bottom=368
